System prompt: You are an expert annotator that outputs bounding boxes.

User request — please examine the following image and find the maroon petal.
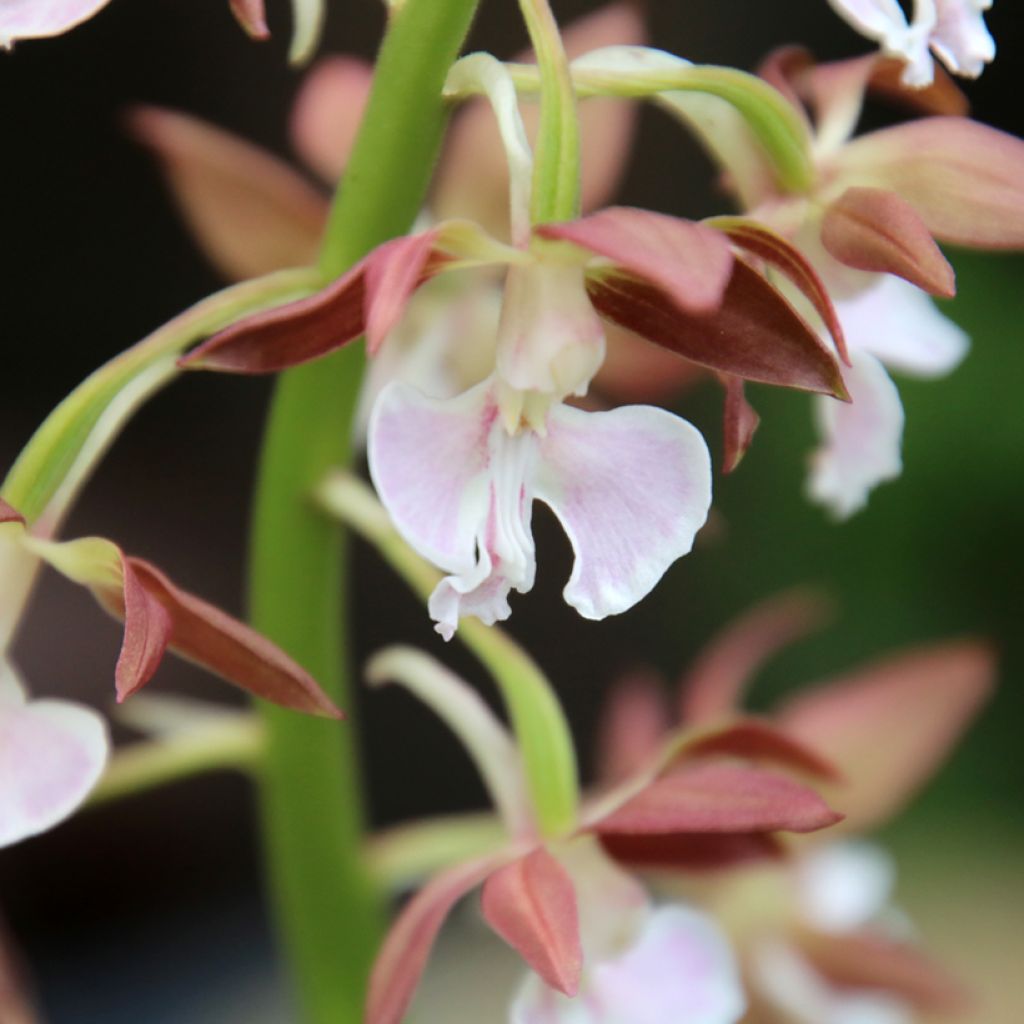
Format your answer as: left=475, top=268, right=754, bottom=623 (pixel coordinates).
left=721, top=375, right=760, bottom=474
left=481, top=847, right=582, bottom=996
left=593, top=762, right=842, bottom=836
left=836, top=117, right=1024, bottom=249
left=821, top=187, right=956, bottom=297
left=800, top=931, right=969, bottom=1013
left=780, top=640, right=994, bottom=832
left=679, top=590, right=832, bottom=724
left=539, top=207, right=734, bottom=315
left=600, top=831, right=783, bottom=872
left=180, top=260, right=367, bottom=374
left=95, top=556, right=341, bottom=718
left=366, top=853, right=510, bottom=1024
left=586, top=261, right=848, bottom=398
left=708, top=217, right=848, bottom=363
left=670, top=720, right=842, bottom=782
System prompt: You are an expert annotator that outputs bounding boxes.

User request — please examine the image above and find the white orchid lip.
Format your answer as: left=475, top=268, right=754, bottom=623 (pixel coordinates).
left=368, top=376, right=713, bottom=639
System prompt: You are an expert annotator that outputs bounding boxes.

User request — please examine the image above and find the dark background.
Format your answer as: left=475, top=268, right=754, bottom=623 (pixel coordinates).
left=1, top=1, right=1022, bottom=1020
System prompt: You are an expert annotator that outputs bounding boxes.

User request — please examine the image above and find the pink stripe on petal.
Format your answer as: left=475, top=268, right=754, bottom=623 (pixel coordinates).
left=367, top=853, right=511, bottom=1024
left=0, top=698, right=108, bottom=847
left=368, top=380, right=495, bottom=578
left=535, top=403, right=711, bottom=620
left=808, top=349, right=904, bottom=520
left=538, top=208, right=733, bottom=315
left=482, top=848, right=582, bottom=996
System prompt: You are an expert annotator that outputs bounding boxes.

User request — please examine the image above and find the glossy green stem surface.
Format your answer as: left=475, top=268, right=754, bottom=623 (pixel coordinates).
left=249, top=2, right=480, bottom=1022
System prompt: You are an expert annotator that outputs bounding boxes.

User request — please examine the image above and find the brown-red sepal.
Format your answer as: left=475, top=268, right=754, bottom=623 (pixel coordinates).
left=708, top=217, right=849, bottom=364
left=586, top=261, right=848, bottom=399
left=180, top=262, right=366, bottom=374
left=600, top=830, right=784, bottom=872
left=592, top=762, right=842, bottom=837
left=721, top=375, right=760, bottom=474
left=669, top=720, right=843, bottom=783
left=98, top=556, right=342, bottom=718
left=821, top=186, right=956, bottom=297
left=481, top=847, right=582, bottom=997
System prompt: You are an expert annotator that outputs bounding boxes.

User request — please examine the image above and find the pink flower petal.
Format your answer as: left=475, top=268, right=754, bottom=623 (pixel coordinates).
left=289, top=57, right=373, bottom=183
left=511, top=905, right=746, bottom=1024
left=595, top=671, right=671, bottom=785
left=0, top=686, right=108, bottom=848
left=821, top=187, right=956, bottom=297
left=228, top=0, right=270, bottom=40
left=538, top=208, right=733, bottom=316
left=366, top=852, right=511, bottom=1024
left=780, top=640, right=994, bottom=832
left=680, top=589, right=832, bottom=724
left=129, top=107, right=325, bottom=282
left=834, top=117, right=1024, bottom=248
left=0, top=0, right=113, bottom=45
left=535, top=402, right=712, bottom=620
left=807, top=349, right=904, bottom=520
left=834, top=274, right=968, bottom=378
left=482, top=847, right=582, bottom=996
left=593, top=761, right=842, bottom=836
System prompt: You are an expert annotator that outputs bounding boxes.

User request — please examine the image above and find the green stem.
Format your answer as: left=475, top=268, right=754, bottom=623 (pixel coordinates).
left=317, top=473, right=580, bottom=839
left=249, top=2, right=480, bottom=1022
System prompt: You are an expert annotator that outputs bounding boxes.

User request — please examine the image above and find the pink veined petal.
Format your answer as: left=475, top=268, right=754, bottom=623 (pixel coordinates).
left=534, top=403, right=712, bottom=620
left=0, top=0, right=113, bottom=44
left=0, top=694, right=109, bottom=847
left=481, top=848, right=582, bottom=996
left=289, top=56, right=373, bottom=183
left=511, top=906, right=747, bottom=1024
left=368, top=379, right=495, bottom=577
left=834, top=275, right=968, bottom=378
left=807, top=349, right=904, bottom=520
left=538, top=208, right=734, bottom=316
left=930, top=0, right=995, bottom=78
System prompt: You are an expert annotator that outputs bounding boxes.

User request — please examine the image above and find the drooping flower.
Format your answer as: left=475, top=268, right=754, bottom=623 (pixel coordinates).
left=361, top=646, right=843, bottom=1024
left=827, top=0, right=996, bottom=87
left=578, top=42, right=1024, bottom=515
left=595, top=590, right=992, bottom=1022
left=182, top=54, right=846, bottom=636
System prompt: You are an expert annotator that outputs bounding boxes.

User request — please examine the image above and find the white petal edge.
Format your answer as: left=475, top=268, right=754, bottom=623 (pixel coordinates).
left=535, top=403, right=712, bottom=620
left=796, top=841, right=897, bottom=934
left=0, top=695, right=109, bottom=847
left=807, top=350, right=904, bottom=520
left=367, top=379, right=495, bottom=577
left=836, top=275, right=969, bottom=379
left=0, top=0, right=113, bottom=45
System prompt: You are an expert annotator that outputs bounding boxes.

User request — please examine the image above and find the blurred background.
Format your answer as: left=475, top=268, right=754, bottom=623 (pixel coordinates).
left=1, top=0, right=1022, bottom=1020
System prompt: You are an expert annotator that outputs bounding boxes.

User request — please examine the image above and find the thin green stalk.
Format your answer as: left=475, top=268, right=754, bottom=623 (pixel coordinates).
left=249, top=2, right=480, bottom=1023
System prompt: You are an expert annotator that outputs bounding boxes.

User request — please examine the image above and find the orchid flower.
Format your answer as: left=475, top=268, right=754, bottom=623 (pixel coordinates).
left=132, top=4, right=687, bottom=412
left=827, top=0, right=996, bottom=87
left=595, top=590, right=993, bottom=1022
left=182, top=55, right=846, bottom=637
left=362, top=646, right=844, bottom=1024
left=0, top=0, right=324, bottom=63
